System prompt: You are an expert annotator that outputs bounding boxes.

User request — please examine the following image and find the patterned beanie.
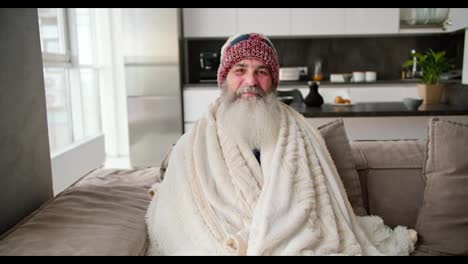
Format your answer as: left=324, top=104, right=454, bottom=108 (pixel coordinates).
left=217, top=33, right=279, bottom=89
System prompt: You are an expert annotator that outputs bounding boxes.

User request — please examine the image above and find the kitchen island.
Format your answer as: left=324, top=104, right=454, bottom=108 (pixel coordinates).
left=289, top=101, right=468, bottom=140
left=183, top=81, right=468, bottom=138
left=290, top=101, right=468, bottom=117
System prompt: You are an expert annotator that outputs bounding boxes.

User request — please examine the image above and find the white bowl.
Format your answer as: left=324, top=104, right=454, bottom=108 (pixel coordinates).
left=403, top=98, right=423, bottom=110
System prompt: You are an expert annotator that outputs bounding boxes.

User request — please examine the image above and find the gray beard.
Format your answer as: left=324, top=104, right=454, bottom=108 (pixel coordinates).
left=217, top=87, right=281, bottom=150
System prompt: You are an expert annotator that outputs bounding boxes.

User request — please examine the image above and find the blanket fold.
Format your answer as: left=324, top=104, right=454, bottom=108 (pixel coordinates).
left=146, top=99, right=415, bottom=256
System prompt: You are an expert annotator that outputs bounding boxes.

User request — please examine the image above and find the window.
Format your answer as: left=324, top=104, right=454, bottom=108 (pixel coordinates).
left=38, top=8, right=102, bottom=154
left=38, top=8, right=69, bottom=56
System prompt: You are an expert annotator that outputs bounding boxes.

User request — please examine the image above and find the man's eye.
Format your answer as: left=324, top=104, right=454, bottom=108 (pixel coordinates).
left=235, top=69, right=245, bottom=73
left=258, top=70, right=269, bottom=75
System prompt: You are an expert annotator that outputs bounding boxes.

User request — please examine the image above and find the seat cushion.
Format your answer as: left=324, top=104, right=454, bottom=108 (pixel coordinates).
left=318, top=119, right=367, bottom=216
left=414, top=118, right=468, bottom=256
left=0, top=168, right=159, bottom=256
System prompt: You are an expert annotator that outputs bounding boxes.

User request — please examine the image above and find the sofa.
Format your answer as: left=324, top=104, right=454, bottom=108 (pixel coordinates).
left=0, top=117, right=466, bottom=256
left=0, top=168, right=160, bottom=256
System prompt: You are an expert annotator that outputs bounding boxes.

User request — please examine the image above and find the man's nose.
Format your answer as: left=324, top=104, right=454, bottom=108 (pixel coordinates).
left=244, top=72, right=258, bottom=87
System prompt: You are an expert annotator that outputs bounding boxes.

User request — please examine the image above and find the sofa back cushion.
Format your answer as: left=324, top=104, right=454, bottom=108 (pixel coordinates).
left=414, top=118, right=468, bottom=256
left=350, top=140, right=426, bottom=229
left=318, top=119, right=367, bottom=216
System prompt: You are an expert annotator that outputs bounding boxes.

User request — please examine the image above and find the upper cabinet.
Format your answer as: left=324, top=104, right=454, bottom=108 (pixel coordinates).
left=183, top=8, right=236, bottom=37
left=291, top=8, right=399, bottom=36
left=399, top=8, right=468, bottom=34
left=345, top=9, right=399, bottom=34
left=237, top=8, right=290, bottom=36
left=183, top=8, right=468, bottom=38
left=291, top=8, right=345, bottom=36
left=122, top=9, right=179, bottom=61
left=445, top=8, right=468, bottom=32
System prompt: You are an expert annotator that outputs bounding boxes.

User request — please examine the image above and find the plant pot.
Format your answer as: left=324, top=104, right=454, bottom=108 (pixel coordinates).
left=418, top=83, right=443, bottom=105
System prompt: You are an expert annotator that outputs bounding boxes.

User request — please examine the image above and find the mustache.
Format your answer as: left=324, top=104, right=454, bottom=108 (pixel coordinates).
left=235, top=86, right=266, bottom=98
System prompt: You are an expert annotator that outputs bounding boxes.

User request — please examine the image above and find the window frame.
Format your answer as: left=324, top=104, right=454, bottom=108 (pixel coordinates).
left=40, top=8, right=103, bottom=155
left=39, top=8, right=72, bottom=65
left=38, top=8, right=106, bottom=195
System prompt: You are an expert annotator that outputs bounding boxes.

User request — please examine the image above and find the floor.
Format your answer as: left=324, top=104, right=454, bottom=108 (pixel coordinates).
left=104, top=156, right=132, bottom=169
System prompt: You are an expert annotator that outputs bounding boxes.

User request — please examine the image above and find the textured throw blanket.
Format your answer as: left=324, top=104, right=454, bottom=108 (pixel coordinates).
left=146, top=99, right=416, bottom=256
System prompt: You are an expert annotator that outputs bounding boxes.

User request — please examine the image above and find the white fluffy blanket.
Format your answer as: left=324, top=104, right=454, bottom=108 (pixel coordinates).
left=146, top=99, right=416, bottom=256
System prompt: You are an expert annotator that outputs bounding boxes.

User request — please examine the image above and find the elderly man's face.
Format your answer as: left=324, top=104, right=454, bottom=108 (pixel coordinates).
left=225, top=59, right=273, bottom=98
left=218, top=59, right=279, bottom=149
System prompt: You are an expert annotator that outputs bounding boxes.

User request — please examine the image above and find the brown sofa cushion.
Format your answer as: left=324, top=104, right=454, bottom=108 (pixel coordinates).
left=414, top=118, right=468, bottom=256
left=350, top=140, right=426, bottom=229
left=0, top=168, right=159, bottom=256
left=318, top=119, right=367, bottom=216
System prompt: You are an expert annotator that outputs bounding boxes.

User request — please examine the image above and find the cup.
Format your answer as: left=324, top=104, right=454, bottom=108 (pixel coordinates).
left=352, top=71, right=365, bottom=82
left=365, top=71, right=377, bottom=82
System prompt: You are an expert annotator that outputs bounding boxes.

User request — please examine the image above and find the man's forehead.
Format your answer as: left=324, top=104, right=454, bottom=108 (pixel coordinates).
left=233, top=59, right=268, bottom=68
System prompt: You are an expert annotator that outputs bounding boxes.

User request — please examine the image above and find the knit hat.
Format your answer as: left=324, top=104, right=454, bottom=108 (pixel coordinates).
left=217, top=33, right=279, bottom=89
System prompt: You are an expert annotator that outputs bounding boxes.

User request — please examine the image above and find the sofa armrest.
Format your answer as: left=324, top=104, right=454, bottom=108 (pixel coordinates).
left=0, top=168, right=160, bottom=256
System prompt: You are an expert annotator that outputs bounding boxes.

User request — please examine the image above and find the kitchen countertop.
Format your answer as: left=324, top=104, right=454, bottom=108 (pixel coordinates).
left=289, top=101, right=468, bottom=118
left=185, top=79, right=461, bottom=88
left=279, top=79, right=423, bottom=86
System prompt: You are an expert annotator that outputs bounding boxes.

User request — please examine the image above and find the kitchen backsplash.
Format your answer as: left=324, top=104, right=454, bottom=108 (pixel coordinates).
left=184, top=31, right=464, bottom=83
left=442, top=82, right=468, bottom=106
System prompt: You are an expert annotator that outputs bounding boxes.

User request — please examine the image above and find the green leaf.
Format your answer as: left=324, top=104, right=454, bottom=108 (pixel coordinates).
left=413, top=49, right=455, bottom=85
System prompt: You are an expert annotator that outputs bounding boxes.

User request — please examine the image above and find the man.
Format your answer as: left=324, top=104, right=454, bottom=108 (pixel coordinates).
left=146, top=33, right=417, bottom=256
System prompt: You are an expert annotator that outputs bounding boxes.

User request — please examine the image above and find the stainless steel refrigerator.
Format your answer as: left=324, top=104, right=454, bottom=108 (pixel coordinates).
left=122, top=8, right=182, bottom=167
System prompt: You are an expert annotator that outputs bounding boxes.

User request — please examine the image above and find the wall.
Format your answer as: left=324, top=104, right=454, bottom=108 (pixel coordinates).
left=0, top=9, right=53, bottom=235
left=185, top=32, right=465, bottom=83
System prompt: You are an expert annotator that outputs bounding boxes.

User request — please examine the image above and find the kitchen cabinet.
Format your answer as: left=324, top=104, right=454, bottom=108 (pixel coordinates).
left=237, top=8, right=290, bottom=36
left=445, top=8, right=468, bottom=32
left=123, top=9, right=179, bottom=60
left=183, top=8, right=236, bottom=37
left=278, top=86, right=308, bottom=99
left=183, top=8, right=290, bottom=38
left=184, top=8, right=430, bottom=38
left=279, top=85, right=349, bottom=104
left=280, top=84, right=419, bottom=104
left=290, top=8, right=400, bottom=36
left=307, top=116, right=468, bottom=140
left=290, top=8, right=399, bottom=36
left=348, top=85, right=418, bottom=103
left=291, top=8, right=345, bottom=36
left=345, top=8, right=399, bottom=35
left=184, top=122, right=195, bottom=133
left=398, top=8, right=468, bottom=34
left=318, top=87, right=351, bottom=103
left=183, top=87, right=220, bottom=131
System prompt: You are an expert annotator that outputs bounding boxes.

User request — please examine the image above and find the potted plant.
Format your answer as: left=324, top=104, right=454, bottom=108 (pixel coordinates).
left=402, top=49, right=454, bottom=104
